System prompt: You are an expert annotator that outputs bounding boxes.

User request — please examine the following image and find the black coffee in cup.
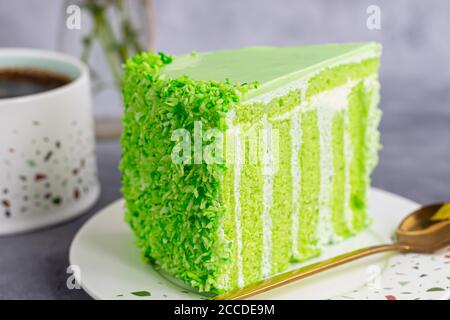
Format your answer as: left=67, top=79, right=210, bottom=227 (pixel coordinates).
left=0, top=68, right=71, bottom=99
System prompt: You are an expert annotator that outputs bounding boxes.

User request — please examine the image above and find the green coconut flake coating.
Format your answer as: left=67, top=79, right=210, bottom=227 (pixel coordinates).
left=121, top=51, right=243, bottom=293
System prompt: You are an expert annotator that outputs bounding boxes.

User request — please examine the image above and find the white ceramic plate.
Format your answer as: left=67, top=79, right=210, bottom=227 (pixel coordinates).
left=69, top=188, right=450, bottom=300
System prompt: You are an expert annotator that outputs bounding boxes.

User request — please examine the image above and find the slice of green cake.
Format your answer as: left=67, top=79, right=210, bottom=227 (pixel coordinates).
left=120, top=43, right=382, bottom=294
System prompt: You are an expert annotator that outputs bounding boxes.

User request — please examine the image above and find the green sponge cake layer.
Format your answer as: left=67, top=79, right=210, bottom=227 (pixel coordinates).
left=120, top=43, right=382, bottom=294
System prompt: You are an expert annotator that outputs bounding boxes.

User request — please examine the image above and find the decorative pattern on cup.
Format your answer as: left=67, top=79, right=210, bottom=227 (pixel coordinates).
left=0, top=118, right=97, bottom=219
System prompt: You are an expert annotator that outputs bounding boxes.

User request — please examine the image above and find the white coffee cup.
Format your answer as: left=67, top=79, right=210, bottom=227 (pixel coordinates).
left=0, top=48, right=100, bottom=235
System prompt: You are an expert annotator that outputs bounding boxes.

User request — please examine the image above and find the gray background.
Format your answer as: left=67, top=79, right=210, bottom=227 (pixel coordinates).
left=1, top=0, right=450, bottom=299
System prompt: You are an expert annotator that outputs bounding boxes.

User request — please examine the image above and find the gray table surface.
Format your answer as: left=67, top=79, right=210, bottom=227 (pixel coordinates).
left=1, top=77, right=449, bottom=299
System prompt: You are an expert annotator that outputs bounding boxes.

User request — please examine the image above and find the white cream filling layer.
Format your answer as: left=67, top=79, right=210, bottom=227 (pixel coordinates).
left=365, top=77, right=381, bottom=173
left=363, top=77, right=381, bottom=227
left=313, top=82, right=355, bottom=244
left=317, top=105, right=336, bottom=244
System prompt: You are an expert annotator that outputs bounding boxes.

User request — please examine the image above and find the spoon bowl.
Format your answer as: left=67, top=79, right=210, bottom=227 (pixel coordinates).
left=396, top=203, right=450, bottom=253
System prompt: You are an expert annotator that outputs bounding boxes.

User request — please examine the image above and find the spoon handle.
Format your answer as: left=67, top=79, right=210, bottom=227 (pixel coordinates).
left=213, top=243, right=410, bottom=300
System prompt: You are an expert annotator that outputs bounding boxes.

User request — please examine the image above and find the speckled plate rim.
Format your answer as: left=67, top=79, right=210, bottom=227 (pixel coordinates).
left=69, top=188, right=450, bottom=300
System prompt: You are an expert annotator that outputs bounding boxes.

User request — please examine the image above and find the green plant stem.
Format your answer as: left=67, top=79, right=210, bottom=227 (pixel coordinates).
left=93, top=6, right=123, bottom=88
left=80, top=0, right=148, bottom=90
left=116, top=0, right=144, bottom=58
left=81, top=32, right=95, bottom=63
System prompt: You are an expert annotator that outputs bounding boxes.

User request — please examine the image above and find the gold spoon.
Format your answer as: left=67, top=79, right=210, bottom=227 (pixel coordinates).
left=213, top=203, right=450, bottom=300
